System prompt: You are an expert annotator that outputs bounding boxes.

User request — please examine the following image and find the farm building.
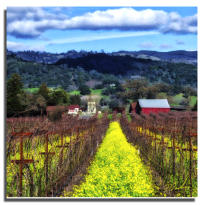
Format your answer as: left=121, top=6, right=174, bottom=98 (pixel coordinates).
left=46, top=106, right=67, bottom=115
left=87, top=101, right=97, bottom=114
left=130, top=99, right=170, bottom=114
left=68, top=105, right=80, bottom=115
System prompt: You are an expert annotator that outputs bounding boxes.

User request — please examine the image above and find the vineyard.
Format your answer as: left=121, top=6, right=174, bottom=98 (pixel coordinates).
left=6, top=111, right=197, bottom=198
left=63, top=121, right=156, bottom=197
left=6, top=114, right=109, bottom=197
left=120, top=111, right=197, bottom=197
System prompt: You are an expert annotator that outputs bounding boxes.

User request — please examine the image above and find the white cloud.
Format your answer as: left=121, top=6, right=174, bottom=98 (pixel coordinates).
left=48, top=31, right=159, bottom=45
left=7, top=7, right=197, bottom=39
left=7, top=31, right=159, bottom=52
left=7, top=41, right=45, bottom=51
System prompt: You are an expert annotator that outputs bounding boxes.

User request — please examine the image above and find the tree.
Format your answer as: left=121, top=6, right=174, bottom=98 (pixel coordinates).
left=102, top=86, right=115, bottom=95
left=154, top=83, right=170, bottom=93
left=108, top=99, right=119, bottom=110
left=94, top=84, right=104, bottom=89
left=35, top=95, right=47, bottom=115
left=100, top=98, right=109, bottom=106
left=146, top=86, right=159, bottom=99
left=38, top=83, right=50, bottom=101
left=171, top=84, right=183, bottom=95
left=22, top=93, right=47, bottom=116
left=70, top=95, right=81, bottom=105
left=102, top=75, right=118, bottom=86
left=180, top=97, right=190, bottom=107
left=48, top=88, right=70, bottom=105
left=79, top=85, right=91, bottom=95
left=123, top=78, right=149, bottom=100
left=156, top=92, right=168, bottom=99
left=7, top=73, right=25, bottom=116
left=183, top=86, right=197, bottom=98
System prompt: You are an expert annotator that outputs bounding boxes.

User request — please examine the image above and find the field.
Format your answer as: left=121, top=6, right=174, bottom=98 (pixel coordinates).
left=24, top=87, right=39, bottom=93
left=63, top=122, right=155, bottom=197
left=6, top=111, right=197, bottom=198
left=171, top=93, right=197, bottom=107
left=6, top=114, right=109, bottom=197
left=69, top=89, right=103, bottom=96
left=24, top=88, right=104, bottom=97
left=120, top=111, right=197, bottom=197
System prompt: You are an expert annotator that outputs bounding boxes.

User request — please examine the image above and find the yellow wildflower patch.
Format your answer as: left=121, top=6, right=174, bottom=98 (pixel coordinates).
left=65, top=121, right=156, bottom=197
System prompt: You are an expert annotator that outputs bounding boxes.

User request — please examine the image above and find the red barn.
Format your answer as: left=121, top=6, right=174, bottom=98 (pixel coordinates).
left=135, top=99, right=170, bottom=115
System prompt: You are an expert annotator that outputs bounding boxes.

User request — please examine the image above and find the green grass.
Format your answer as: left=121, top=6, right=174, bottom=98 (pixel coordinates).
left=171, top=93, right=197, bottom=107
left=91, top=89, right=103, bottom=95
left=25, top=87, right=108, bottom=99
left=24, top=87, right=56, bottom=93
left=63, top=122, right=156, bottom=197
left=24, top=87, right=39, bottom=93
left=172, top=93, right=184, bottom=105
left=189, top=96, right=197, bottom=107
left=69, top=89, right=103, bottom=96
left=69, top=90, right=80, bottom=95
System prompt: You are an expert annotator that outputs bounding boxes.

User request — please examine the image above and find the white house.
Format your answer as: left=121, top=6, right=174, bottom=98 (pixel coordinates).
left=68, top=105, right=80, bottom=115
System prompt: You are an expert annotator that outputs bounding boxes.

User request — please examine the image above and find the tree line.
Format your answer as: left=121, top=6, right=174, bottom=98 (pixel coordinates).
left=7, top=73, right=81, bottom=117
left=7, top=73, right=197, bottom=117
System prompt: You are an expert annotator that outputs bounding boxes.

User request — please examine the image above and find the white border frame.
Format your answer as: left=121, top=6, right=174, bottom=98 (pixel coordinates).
left=1, top=1, right=203, bottom=204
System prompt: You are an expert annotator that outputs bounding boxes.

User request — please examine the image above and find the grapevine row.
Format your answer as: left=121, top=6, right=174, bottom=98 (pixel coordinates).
left=120, top=111, right=197, bottom=197
left=6, top=114, right=110, bottom=197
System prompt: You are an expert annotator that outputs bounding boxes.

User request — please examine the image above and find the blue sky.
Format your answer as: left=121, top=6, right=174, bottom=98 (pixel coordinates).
left=7, top=7, right=197, bottom=53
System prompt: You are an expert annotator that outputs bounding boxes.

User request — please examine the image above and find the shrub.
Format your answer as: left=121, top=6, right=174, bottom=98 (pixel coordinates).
left=47, top=109, right=63, bottom=122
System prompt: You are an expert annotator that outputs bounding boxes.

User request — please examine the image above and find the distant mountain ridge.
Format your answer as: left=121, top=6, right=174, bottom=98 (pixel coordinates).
left=7, top=50, right=197, bottom=89
left=112, top=50, right=197, bottom=65
left=7, top=50, right=197, bottom=65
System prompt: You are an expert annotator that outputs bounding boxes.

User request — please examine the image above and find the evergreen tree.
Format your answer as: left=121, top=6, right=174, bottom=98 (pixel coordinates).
left=38, top=83, right=50, bottom=101
left=79, top=85, right=91, bottom=95
left=7, top=73, right=24, bottom=116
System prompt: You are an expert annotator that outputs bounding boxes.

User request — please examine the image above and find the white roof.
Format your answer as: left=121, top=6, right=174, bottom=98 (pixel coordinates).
left=138, top=99, right=170, bottom=108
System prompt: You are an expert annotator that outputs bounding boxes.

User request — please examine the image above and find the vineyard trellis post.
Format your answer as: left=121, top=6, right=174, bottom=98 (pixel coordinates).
left=11, top=132, right=34, bottom=197
left=40, top=133, right=55, bottom=196
left=56, top=133, right=69, bottom=164
left=120, top=111, right=197, bottom=197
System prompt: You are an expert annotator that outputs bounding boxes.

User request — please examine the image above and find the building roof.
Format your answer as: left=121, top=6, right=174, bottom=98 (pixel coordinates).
left=138, top=99, right=170, bottom=108
left=68, top=105, right=80, bottom=110
left=46, top=106, right=67, bottom=112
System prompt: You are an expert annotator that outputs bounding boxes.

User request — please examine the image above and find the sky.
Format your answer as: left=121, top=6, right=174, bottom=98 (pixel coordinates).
left=7, top=7, right=197, bottom=53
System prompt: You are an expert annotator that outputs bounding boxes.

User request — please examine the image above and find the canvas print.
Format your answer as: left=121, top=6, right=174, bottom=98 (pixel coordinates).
left=6, top=7, right=197, bottom=198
